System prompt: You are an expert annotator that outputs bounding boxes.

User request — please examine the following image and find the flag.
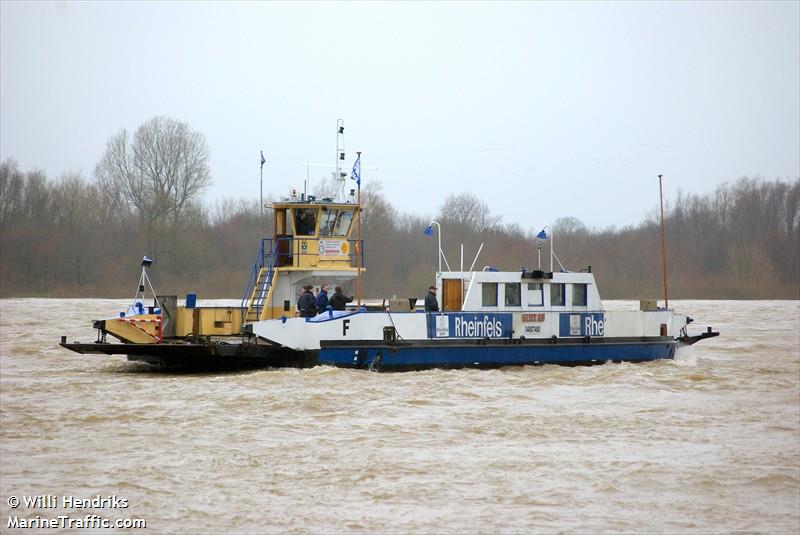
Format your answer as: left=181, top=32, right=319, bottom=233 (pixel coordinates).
left=423, top=225, right=433, bottom=236
left=536, top=229, right=548, bottom=240
left=260, top=151, right=266, bottom=169
left=351, top=154, right=361, bottom=186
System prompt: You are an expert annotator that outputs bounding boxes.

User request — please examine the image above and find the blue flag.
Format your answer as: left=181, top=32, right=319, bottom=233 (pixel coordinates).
left=260, top=151, right=266, bottom=168
left=536, top=229, right=547, bottom=240
left=423, top=225, right=433, bottom=236
left=351, top=154, right=361, bottom=186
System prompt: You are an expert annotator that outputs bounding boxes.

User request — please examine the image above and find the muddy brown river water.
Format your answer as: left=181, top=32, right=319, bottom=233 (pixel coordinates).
left=1, top=299, right=798, bottom=533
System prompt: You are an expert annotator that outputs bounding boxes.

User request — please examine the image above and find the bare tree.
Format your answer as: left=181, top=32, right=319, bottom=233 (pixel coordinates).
left=554, top=216, right=587, bottom=234
left=95, top=116, right=211, bottom=225
left=438, top=191, right=500, bottom=232
left=0, top=159, right=24, bottom=229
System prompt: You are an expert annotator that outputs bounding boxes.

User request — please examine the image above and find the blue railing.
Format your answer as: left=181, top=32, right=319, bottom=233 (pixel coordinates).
left=241, top=236, right=365, bottom=320
left=241, top=239, right=278, bottom=320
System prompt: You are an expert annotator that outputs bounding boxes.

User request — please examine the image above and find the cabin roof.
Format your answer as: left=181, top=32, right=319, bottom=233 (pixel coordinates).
left=439, top=270, right=597, bottom=284
left=269, top=201, right=357, bottom=209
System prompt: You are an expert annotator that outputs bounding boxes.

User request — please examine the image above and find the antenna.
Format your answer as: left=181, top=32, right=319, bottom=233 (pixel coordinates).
left=658, top=174, right=669, bottom=309
left=291, top=121, right=373, bottom=201
left=302, top=162, right=338, bottom=199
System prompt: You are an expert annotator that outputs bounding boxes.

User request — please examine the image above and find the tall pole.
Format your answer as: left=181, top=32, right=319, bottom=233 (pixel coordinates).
left=436, top=223, right=442, bottom=272
left=550, top=226, right=554, bottom=273
left=260, top=150, right=265, bottom=234
left=356, top=151, right=362, bottom=309
left=658, top=174, right=669, bottom=309
left=260, top=166, right=263, bottom=232
left=428, top=220, right=442, bottom=273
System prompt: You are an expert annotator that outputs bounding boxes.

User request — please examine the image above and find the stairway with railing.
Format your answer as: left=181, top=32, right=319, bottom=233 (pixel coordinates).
left=241, top=239, right=278, bottom=324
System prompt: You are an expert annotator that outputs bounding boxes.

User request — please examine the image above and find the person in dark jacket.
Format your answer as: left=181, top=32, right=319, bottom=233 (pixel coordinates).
left=330, top=286, right=353, bottom=311
left=424, top=286, right=439, bottom=312
left=316, top=284, right=330, bottom=311
left=297, top=285, right=317, bottom=317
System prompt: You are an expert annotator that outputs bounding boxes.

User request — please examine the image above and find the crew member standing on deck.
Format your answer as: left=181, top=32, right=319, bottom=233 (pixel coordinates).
left=297, top=285, right=318, bottom=318
left=424, top=286, right=439, bottom=312
left=316, top=284, right=330, bottom=312
left=330, top=286, right=353, bottom=311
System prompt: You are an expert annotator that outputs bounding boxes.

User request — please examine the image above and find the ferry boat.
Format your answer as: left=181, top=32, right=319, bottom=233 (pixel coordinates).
left=60, top=125, right=718, bottom=369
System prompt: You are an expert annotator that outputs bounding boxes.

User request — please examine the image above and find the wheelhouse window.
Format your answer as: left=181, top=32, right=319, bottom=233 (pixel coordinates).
left=572, top=283, right=588, bottom=306
left=550, top=283, right=565, bottom=306
left=333, top=210, right=354, bottom=236
left=319, top=209, right=338, bottom=236
left=527, top=282, right=543, bottom=306
left=482, top=283, right=498, bottom=306
left=294, top=208, right=317, bottom=236
left=505, top=283, right=521, bottom=306
left=319, top=209, right=354, bottom=237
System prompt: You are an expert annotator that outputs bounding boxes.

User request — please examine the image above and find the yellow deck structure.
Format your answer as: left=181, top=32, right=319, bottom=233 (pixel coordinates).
left=100, top=306, right=244, bottom=343
left=240, top=198, right=362, bottom=323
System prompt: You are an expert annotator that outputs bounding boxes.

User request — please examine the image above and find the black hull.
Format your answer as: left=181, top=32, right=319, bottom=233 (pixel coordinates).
left=59, top=341, right=316, bottom=370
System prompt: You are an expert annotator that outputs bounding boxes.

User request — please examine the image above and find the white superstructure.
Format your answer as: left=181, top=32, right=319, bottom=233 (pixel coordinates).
left=251, top=268, right=687, bottom=351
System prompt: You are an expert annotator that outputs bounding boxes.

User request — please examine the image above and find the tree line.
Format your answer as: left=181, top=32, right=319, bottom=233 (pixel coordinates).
left=1, top=118, right=797, bottom=300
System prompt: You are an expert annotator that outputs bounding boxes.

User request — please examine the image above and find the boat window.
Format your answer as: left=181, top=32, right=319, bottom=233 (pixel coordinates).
left=319, top=209, right=339, bottom=237
left=333, top=210, right=354, bottom=236
left=527, top=283, right=543, bottom=306
left=482, top=283, right=498, bottom=306
left=573, top=283, right=587, bottom=306
left=505, top=283, right=521, bottom=306
left=294, top=208, right=317, bottom=236
left=550, top=283, right=565, bottom=306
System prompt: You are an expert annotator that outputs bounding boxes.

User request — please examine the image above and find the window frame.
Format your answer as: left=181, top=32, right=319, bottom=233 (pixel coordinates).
left=526, top=282, right=544, bottom=307
left=319, top=209, right=339, bottom=237
left=293, top=208, right=318, bottom=236
left=550, top=283, right=565, bottom=306
left=482, top=282, right=498, bottom=307
left=333, top=210, right=354, bottom=236
left=504, top=282, right=521, bottom=307
left=572, top=283, right=588, bottom=306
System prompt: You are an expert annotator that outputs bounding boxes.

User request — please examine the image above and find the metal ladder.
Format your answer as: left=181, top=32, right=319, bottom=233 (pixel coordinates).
left=242, top=240, right=277, bottom=324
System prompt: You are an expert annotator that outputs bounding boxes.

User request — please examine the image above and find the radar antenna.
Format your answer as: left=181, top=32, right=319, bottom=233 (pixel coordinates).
left=133, top=256, right=160, bottom=310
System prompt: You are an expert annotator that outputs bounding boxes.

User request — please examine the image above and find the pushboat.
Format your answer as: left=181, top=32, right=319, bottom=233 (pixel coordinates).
left=60, top=125, right=718, bottom=370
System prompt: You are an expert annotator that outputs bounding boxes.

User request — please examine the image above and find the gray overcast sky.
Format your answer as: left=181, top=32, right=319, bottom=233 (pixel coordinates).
left=2, top=1, right=798, bottom=230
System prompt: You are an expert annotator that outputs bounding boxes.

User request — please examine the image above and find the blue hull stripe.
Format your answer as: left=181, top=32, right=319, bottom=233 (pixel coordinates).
left=319, top=341, right=676, bottom=370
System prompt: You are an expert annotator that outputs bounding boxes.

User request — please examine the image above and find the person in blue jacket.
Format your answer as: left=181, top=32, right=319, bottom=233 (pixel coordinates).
left=316, top=283, right=330, bottom=312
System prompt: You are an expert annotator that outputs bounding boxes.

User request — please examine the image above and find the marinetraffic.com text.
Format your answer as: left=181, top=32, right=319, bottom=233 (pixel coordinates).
left=6, top=494, right=146, bottom=529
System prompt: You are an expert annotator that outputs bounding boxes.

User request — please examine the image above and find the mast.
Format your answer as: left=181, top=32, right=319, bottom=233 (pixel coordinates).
left=336, top=119, right=345, bottom=201
left=356, top=151, right=362, bottom=308
left=658, top=174, right=669, bottom=309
